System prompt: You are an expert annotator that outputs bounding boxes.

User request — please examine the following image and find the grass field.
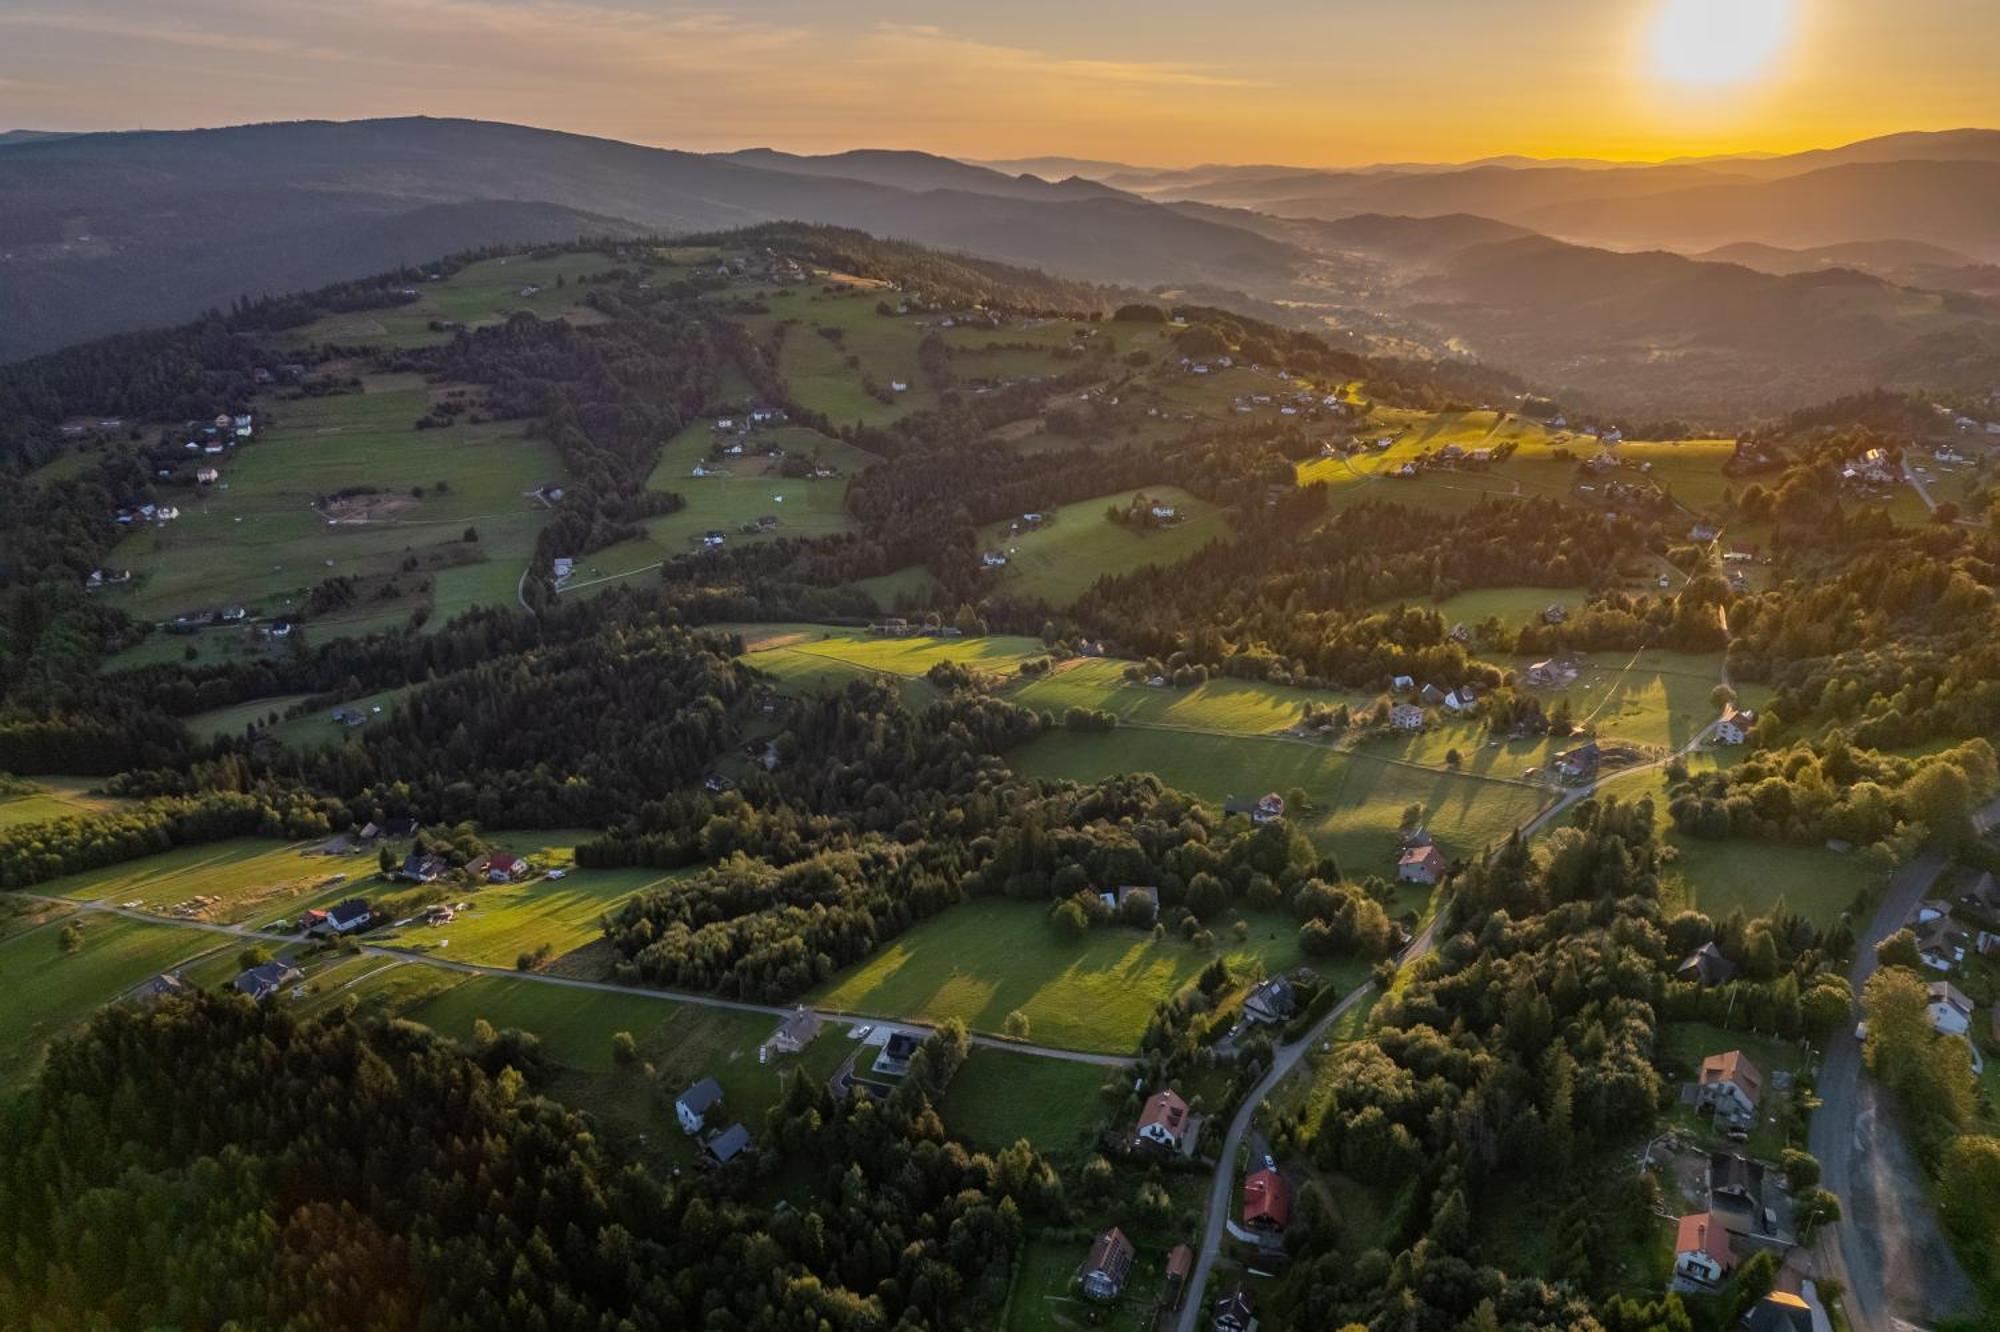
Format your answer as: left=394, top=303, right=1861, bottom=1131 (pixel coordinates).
left=939, top=1048, right=1111, bottom=1159
left=1010, top=727, right=1551, bottom=869
left=0, top=911, right=221, bottom=1092
left=564, top=422, right=872, bottom=590
left=1005, top=1238, right=1165, bottom=1332
left=1010, top=659, right=1372, bottom=737
left=975, top=486, right=1228, bottom=607
left=716, top=286, right=936, bottom=428
left=1477, top=648, right=1765, bottom=754
left=1661, top=830, right=1881, bottom=927
left=811, top=899, right=1307, bottom=1054
left=108, top=373, right=563, bottom=637
left=36, top=837, right=368, bottom=926
left=0, top=778, right=126, bottom=829
left=1372, top=585, right=1589, bottom=630
left=735, top=624, right=1051, bottom=702
left=369, top=863, right=685, bottom=971
left=281, top=252, right=625, bottom=349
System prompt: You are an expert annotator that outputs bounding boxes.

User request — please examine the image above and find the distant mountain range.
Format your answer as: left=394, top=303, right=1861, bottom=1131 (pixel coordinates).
left=2, top=117, right=1997, bottom=417
left=0, top=117, right=1296, bottom=362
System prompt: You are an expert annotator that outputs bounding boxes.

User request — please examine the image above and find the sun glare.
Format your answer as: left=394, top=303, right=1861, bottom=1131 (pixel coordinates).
left=1650, top=0, right=1795, bottom=87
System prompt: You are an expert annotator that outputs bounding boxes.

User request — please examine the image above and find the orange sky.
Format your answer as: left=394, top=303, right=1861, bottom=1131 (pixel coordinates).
left=0, top=0, right=1994, bottom=165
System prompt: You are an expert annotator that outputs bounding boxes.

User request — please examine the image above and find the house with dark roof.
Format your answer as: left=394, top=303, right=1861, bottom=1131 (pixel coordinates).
left=703, top=1123, right=751, bottom=1165
left=1914, top=915, right=1970, bottom=971
left=233, top=960, right=303, bottom=1001
left=1243, top=1167, right=1292, bottom=1233
left=400, top=852, right=446, bottom=883
left=1674, top=1212, right=1736, bottom=1286
left=1244, top=977, right=1298, bottom=1025
left=1741, top=1291, right=1814, bottom=1332
left=1078, top=1227, right=1136, bottom=1301
left=676, top=1077, right=723, bottom=1134
left=1927, top=980, right=1975, bottom=1036
left=874, top=1030, right=922, bottom=1077
left=1677, top=942, right=1736, bottom=987
left=1211, top=1286, right=1257, bottom=1332
left=1135, top=1088, right=1190, bottom=1151
left=131, top=972, right=190, bottom=1003
left=325, top=899, right=372, bottom=935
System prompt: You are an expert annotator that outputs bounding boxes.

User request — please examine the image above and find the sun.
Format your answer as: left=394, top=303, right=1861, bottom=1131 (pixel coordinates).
left=1649, top=0, right=1795, bottom=87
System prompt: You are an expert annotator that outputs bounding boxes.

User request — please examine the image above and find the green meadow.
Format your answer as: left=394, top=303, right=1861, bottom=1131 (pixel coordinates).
left=1010, top=726, right=1551, bottom=869
left=281, top=251, right=626, bottom=349
left=0, top=778, right=127, bottom=829
left=36, top=837, right=364, bottom=925
left=1660, top=830, right=1881, bottom=928
left=974, top=485, right=1229, bottom=606
left=109, top=374, right=563, bottom=636
left=0, top=912, right=221, bottom=1092
left=811, top=898, right=1308, bottom=1055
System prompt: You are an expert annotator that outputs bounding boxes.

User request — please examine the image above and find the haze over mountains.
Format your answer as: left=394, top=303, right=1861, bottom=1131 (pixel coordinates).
left=3, top=116, right=1998, bottom=416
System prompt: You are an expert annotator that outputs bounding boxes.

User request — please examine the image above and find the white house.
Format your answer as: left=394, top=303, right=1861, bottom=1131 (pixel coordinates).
left=1389, top=703, right=1426, bottom=731
left=1696, top=1050, right=1761, bottom=1126
left=676, top=1077, right=723, bottom=1134
left=1134, top=1089, right=1189, bottom=1150
left=1674, top=1213, right=1735, bottom=1287
left=1927, top=981, right=1974, bottom=1036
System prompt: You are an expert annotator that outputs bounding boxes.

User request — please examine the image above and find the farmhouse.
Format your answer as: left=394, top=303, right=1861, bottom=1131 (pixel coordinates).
left=1162, top=1245, right=1193, bottom=1312
left=1672, top=1212, right=1735, bottom=1286
left=768, top=1006, right=822, bottom=1054
left=1689, top=523, right=1721, bottom=543
left=1389, top=703, right=1426, bottom=731
left=1242, top=1167, right=1292, bottom=1233
left=676, top=1077, right=723, bottom=1134
left=485, top=853, right=529, bottom=883
left=1714, top=704, right=1757, bottom=746
left=130, top=972, right=190, bottom=1004
left=1134, top=1088, right=1190, bottom=1151
left=324, top=899, right=372, bottom=935
left=1418, top=683, right=1447, bottom=707
left=1676, top=942, right=1737, bottom=987
left=981, top=551, right=1009, bottom=568
left=1927, top=981, right=1974, bottom=1036
left=232, top=960, right=303, bottom=1001
left=1554, top=741, right=1602, bottom=783
left=1696, top=1050, right=1762, bottom=1126
left=1443, top=687, right=1477, bottom=713
left=1399, top=845, right=1447, bottom=886
left=196, top=467, right=220, bottom=484
left=1078, top=1226, right=1135, bottom=1301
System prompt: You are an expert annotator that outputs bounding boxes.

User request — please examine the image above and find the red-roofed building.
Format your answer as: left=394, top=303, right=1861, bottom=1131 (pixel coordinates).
left=1243, top=1167, right=1292, bottom=1233
left=1135, top=1088, right=1189, bottom=1151
left=486, top=853, right=529, bottom=883
left=1399, top=844, right=1447, bottom=885
left=1673, top=1211, right=1735, bottom=1286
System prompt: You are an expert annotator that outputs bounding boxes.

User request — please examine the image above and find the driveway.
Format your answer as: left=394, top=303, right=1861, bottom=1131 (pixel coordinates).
left=1807, top=846, right=1981, bottom=1329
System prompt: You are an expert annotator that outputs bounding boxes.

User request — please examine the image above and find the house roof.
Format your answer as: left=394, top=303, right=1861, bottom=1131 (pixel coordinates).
left=1165, top=1244, right=1192, bottom=1280
left=1928, top=981, right=1974, bottom=1015
left=679, top=1076, right=723, bottom=1113
left=775, top=1009, right=821, bottom=1044
left=1741, top=1292, right=1814, bottom=1332
left=487, top=853, right=524, bottom=873
left=233, top=961, right=300, bottom=996
left=1678, top=942, right=1737, bottom=985
left=1085, top=1226, right=1135, bottom=1278
left=1709, top=1152, right=1763, bottom=1202
left=327, top=900, right=370, bottom=927
left=1675, top=1212, right=1734, bottom=1266
left=1399, top=845, right=1446, bottom=870
left=1137, top=1089, right=1189, bottom=1138
left=1243, top=1168, right=1292, bottom=1228
left=1700, top=1050, right=1762, bottom=1105
left=1212, top=1288, right=1255, bottom=1324
left=706, top=1123, right=750, bottom=1162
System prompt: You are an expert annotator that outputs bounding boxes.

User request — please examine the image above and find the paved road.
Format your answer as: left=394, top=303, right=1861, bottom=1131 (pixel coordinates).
left=18, top=892, right=1131, bottom=1070
left=1809, top=824, right=1989, bottom=1330
left=1174, top=915, right=1440, bottom=1332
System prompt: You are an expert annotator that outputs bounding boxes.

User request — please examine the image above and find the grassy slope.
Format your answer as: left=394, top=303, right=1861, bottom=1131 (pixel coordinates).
left=975, top=486, right=1228, bottom=607
left=811, top=899, right=1306, bottom=1055
left=0, top=912, right=223, bottom=1092
left=0, top=779, right=127, bottom=829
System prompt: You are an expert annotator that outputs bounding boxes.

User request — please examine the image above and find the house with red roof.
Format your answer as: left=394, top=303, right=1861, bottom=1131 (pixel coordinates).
left=1243, top=1167, right=1292, bottom=1233
left=1134, top=1088, right=1189, bottom=1152
left=1673, top=1211, right=1735, bottom=1286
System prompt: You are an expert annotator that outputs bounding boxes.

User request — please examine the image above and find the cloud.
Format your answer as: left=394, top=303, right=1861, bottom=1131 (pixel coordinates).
left=866, top=22, right=1265, bottom=90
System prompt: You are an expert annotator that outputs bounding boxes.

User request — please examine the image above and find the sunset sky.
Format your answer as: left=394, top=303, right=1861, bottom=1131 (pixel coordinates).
left=0, top=0, right=1994, bottom=166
